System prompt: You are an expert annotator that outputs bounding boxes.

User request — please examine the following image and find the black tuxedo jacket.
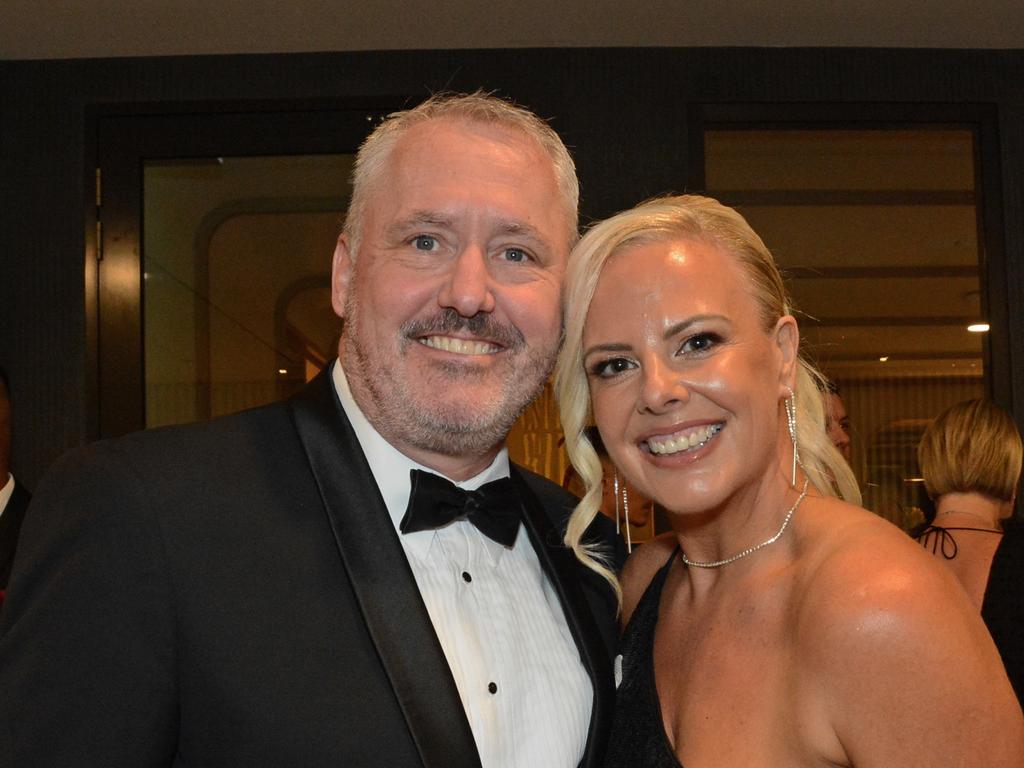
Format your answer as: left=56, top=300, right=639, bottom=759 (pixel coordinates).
left=0, top=479, right=31, bottom=590
left=0, top=369, right=622, bottom=767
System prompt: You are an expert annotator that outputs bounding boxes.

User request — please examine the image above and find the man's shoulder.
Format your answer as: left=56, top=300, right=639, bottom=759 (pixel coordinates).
left=50, top=398, right=300, bottom=482
left=511, top=463, right=576, bottom=509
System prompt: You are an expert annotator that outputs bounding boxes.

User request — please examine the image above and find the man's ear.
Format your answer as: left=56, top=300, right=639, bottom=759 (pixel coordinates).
left=331, top=234, right=354, bottom=319
left=773, top=315, right=800, bottom=391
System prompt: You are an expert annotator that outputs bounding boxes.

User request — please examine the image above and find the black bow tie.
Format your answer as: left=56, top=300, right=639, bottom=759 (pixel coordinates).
left=400, top=469, right=522, bottom=547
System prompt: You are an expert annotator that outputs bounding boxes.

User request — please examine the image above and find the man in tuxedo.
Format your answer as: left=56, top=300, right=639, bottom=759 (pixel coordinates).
left=0, top=93, right=622, bottom=767
left=0, top=366, right=31, bottom=599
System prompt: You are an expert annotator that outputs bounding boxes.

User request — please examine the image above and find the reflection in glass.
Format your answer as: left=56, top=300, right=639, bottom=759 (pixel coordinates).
left=144, top=155, right=350, bottom=428
left=706, top=129, right=985, bottom=529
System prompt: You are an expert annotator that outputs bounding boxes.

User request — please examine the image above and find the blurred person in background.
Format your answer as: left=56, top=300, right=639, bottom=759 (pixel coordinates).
left=822, top=380, right=852, bottom=463
left=916, top=398, right=1023, bottom=703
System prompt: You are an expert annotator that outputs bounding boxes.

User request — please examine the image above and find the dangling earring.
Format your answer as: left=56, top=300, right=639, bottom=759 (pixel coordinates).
left=613, top=470, right=633, bottom=553
left=612, top=471, right=622, bottom=534
left=621, top=478, right=633, bottom=554
left=784, top=385, right=799, bottom=487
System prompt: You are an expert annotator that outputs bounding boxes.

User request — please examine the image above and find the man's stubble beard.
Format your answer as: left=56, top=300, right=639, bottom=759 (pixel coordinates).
left=341, top=291, right=560, bottom=460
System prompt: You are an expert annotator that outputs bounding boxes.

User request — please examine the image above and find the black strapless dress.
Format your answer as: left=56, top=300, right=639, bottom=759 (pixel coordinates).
left=603, top=547, right=683, bottom=767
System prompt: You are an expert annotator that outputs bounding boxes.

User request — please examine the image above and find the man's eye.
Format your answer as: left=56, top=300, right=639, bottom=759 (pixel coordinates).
left=502, top=247, right=529, bottom=263
left=413, top=235, right=437, bottom=251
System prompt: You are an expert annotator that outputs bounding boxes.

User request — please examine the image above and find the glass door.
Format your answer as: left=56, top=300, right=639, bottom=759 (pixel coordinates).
left=143, top=154, right=350, bottom=427
left=92, top=104, right=391, bottom=438
left=692, top=105, right=1008, bottom=529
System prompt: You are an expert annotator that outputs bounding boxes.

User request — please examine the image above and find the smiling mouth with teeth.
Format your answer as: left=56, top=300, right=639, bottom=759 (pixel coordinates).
left=419, top=335, right=501, bottom=356
left=646, top=423, right=723, bottom=455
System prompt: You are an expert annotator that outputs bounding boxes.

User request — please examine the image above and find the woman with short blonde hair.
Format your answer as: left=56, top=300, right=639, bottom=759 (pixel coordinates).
left=918, top=398, right=1022, bottom=506
left=916, top=398, right=1023, bottom=704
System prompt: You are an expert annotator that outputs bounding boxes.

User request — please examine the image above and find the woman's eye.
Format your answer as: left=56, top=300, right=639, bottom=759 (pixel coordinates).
left=591, top=357, right=635, bottom=378
left=413, top=235, right=438, bottom=251
left=681, top=332, right=720, bottom=354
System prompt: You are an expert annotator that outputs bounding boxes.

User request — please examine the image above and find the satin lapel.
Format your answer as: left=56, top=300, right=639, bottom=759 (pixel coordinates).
left=511, top=466, right=615, bottom=768
left=0, top=484, right=30, bottom=583
left=290, top=369, right=481, bottom=768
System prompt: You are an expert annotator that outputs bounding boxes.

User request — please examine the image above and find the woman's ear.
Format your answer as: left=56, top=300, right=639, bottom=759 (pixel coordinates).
left=773, top=314, right=800, bottom=391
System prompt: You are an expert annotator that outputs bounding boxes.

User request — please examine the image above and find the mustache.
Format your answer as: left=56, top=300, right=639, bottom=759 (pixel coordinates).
left=402, top=309, right=524, bottom=350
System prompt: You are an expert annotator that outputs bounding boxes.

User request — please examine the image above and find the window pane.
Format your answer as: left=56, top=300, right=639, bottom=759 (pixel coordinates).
left=143, top=155, right=351, bottom=428
left=705, top=129, right=985, bottom=530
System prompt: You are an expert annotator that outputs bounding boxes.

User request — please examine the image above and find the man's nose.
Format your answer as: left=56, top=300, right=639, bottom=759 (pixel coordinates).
left=438, top=246, right=497, bottom=317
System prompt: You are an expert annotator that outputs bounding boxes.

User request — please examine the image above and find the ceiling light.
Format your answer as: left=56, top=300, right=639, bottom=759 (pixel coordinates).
left=879, top=356, right=889, bottom=362
left=967, top=323, right=990, bottom=333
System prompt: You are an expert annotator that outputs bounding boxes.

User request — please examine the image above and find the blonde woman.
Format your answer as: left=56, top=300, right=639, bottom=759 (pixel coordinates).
left=555, top=195, right=1023, bottom=767
left=916, top=398, right=1023, bottom=702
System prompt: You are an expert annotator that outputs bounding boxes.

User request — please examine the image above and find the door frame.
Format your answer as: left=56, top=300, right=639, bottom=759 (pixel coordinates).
left=85, top=98, right=405, bottom=438
left=686, top=101, right=1008, bottom=403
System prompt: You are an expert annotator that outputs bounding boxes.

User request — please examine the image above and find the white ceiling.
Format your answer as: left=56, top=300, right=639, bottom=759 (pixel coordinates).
left=2, top=0, right=1023, bottom=60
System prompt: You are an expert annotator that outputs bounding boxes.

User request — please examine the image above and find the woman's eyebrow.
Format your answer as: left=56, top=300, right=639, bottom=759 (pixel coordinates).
left=663, top=314, right=728, bottom=340
left=582, top=341, right=632, bottom=360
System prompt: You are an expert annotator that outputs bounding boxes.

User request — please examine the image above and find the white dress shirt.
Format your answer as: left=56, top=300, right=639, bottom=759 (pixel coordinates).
left=332, top=363, right=592, bottom=768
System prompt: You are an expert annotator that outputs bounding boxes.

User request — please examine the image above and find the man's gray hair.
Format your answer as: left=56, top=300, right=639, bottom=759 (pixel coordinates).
left=342, top=91, right=580, bottom=256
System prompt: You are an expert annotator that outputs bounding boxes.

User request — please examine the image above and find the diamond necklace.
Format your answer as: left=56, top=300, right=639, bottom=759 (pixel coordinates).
left=680, top=478, right=810, bottom=569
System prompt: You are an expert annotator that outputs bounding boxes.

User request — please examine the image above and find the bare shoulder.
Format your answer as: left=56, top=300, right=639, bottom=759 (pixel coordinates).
left=798, top=496, right=956, bottom=615
left=620, top=533, right=678, bottom=627
left=794, top=497, right=1024, bottom=765
left=796, top=496, right=988, bottom=667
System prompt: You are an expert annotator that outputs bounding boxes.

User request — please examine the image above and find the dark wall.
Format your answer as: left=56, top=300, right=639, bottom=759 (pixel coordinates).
left=2, top=48, right=1023, bottom=487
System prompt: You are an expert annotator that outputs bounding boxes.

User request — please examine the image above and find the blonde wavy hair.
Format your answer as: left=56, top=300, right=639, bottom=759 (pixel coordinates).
left=554, top=195, right=861, bottom=599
